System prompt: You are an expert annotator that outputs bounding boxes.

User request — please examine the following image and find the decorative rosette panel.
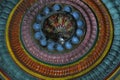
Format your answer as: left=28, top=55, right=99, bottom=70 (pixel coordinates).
left=0, top=0, right=120, bottom=80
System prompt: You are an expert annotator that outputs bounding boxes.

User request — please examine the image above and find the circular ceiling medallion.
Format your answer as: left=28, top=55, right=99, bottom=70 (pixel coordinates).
left=0, top=0, right=120, bottom=80
left=6, top=0, right=113, bottom=78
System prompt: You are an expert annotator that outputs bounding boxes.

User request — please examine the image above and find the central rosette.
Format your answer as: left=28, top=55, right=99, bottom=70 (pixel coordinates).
left=43, top=13, right=76, bottom=44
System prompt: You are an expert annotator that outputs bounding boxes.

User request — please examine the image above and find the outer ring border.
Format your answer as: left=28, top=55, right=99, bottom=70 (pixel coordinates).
left=7, top=0, right=108, bottom=68
left=0, top=72, right=9, bottom=80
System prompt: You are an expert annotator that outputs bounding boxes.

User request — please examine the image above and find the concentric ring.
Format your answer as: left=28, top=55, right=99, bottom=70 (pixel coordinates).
left=20, top=0, right=98, bottom=65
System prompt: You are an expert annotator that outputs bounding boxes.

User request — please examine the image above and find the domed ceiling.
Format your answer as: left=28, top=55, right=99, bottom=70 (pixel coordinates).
left=0, top=0, right=120, bottom=80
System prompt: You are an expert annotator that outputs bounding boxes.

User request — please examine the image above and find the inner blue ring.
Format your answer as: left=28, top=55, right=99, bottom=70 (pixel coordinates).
left=32, top=4, right=85, bottom=53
